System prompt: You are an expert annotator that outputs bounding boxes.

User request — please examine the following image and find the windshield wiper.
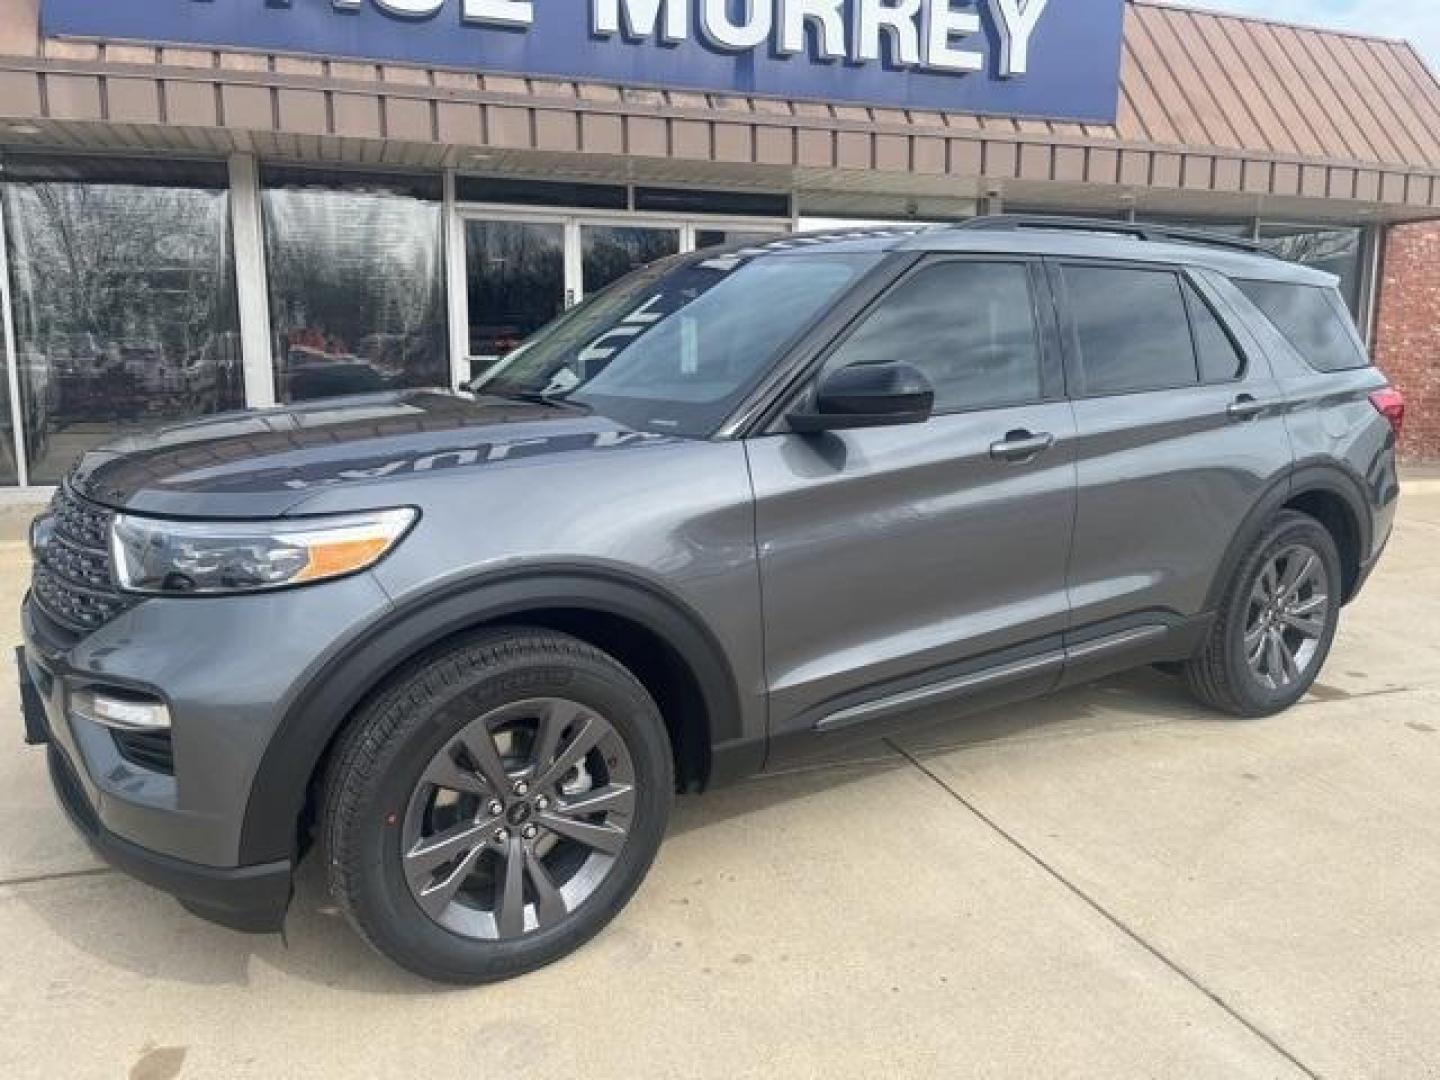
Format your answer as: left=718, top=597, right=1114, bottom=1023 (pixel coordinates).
left=477, top=387, right=590, bottom=411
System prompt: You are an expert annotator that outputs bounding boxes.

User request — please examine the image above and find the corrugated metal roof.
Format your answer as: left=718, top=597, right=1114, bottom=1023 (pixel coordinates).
left=966, top=1, right=1440, bottom=172
left=1121, top=1, right=1440, bottom=168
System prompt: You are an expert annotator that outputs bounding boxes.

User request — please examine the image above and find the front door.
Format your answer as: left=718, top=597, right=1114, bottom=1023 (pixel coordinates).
left=747, top=256, right=1078, bottom=744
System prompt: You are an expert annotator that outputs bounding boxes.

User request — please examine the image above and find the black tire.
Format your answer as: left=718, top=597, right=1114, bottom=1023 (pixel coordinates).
left=322, top=627, right=673, bottom=984
left=1184, top=510, right=1342, bottom=718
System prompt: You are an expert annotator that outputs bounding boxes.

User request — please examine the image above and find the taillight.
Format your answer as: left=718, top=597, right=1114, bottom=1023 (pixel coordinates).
left=1369, top=387, right=1406, bottom=439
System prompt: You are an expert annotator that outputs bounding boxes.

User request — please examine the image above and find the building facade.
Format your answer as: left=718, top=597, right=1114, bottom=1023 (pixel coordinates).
left=0, top=0, right=1438, bottom=491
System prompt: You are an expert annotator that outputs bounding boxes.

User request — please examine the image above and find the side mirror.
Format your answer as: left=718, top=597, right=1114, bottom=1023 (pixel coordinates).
left=788, top=361, right=935, bottom=434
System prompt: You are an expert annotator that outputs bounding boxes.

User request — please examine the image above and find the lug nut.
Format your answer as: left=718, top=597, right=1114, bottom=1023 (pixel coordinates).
left=494, top=828, right=510, bottom=844
left=487, top=799, right=504, bottom=816
left=522, top=824, right=539, bottom=840
left=535, top=795, right=551, bottom=811
left=512, top=780, right=530, bottom=797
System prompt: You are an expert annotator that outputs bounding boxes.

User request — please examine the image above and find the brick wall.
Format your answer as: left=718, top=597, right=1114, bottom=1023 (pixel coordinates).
left=1374, top=221, right=1440, bottom=461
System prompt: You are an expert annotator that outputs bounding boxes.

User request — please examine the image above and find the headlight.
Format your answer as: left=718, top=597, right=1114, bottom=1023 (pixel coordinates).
left=111, top=508, right=417, bottom=595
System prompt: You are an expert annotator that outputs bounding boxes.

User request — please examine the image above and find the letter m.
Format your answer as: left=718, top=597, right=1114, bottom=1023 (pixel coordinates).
left=593, top=0, right=688, bottom=43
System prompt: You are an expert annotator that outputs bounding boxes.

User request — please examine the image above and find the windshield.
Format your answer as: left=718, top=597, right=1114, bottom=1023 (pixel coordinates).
left=469, top=249, right=880, bottom=436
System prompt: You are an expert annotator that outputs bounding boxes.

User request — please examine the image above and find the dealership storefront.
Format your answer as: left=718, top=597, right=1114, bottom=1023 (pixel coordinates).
left=0, top=0, right=1437, bottom=490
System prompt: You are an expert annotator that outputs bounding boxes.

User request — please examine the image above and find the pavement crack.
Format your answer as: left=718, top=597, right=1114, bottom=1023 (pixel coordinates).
left=0, top=866, right=116, bottom=889
left=886, top=737, right=1322, bottom=1080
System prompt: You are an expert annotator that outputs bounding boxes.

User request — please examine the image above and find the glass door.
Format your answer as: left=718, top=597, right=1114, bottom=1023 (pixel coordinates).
left=464, top=217, right=566, bottom=380
left=579, top=224, right=681, bottom=296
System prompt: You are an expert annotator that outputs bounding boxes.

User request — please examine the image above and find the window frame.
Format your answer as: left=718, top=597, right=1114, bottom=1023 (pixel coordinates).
left=804, top=253, right=1065, bottom=420
left=1049, top=257, right=1223, bottom=400
left=1180, top=272, right=1250, bottom=387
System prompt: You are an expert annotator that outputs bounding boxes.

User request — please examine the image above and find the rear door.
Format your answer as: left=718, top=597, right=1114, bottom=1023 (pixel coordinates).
left=746, top=255, right=1078, bottom=743
left=1053, top=259, right=1294, bottom=651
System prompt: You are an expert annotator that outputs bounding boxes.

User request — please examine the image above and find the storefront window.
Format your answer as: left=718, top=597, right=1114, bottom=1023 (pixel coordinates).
left=262, top=168, right=447, bottom=403
left=0, top=308, right=14, bottom=486
left=1, top=157, right=243, bottom=485
left=581, top=225, right=680, bottom=296
left=1257, top=225, right=1365, bottom=314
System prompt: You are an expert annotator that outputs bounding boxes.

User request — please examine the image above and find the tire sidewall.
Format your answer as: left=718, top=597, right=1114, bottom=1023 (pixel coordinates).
left=1221, top=516, right=1342, bottom=715
left=343, top=638, right=673, bottom=982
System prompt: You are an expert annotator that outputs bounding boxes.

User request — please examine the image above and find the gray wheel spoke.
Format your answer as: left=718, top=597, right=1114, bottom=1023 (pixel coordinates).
left=529, top=700, right=573, bottom=777
left=1264, top=632, right=1288, bottom=686
left=456, top=719, right=512, bottom=795
left=539, top=810, right=628, bottom=855
left=410, top=843, right=485, bottom=920
left=558, top=783, right=635, bottom=818
left=533, top=714, right=606, bottom=791
left=1258, top=562, right=1279, bottom=602
left=420, top=751, right=490, bottom=796
left=1279, top=552, right=1317, bottom=601
left=405, top=817, right=495, bottom=878
left=1290, top=594, right=1329, bottom=617
left=496, top=838, right=527, bottom=938
left=1246, top=629, right=1268, bottom=667
left=1280, top=611, right=1326, bottom=639
left=525, top=848, right=568, bottom=929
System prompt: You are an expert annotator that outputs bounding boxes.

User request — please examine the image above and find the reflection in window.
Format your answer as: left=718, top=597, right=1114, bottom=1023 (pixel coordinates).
left=465, top=220, right=565, bottom=365
left=0, top=300, right=13, bottom=485
left=826, top=262, right=1042, bottom=413
left=581, top=226, right=680, bottom=296
left=1257, top=225, right=1364, bottom=314
left=2, top=163, right=242, bottom=484
left=263, top=171, right=448, bottom=403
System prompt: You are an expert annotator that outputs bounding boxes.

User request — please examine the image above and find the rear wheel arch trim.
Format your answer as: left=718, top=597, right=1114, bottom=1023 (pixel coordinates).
left=236, top=567, right=745, bottom=866
left=1204, top=464, right=1373, bottom=615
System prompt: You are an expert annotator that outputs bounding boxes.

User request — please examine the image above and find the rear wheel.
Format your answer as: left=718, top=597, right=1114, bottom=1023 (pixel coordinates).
left=323, top=628, right=673, bottom=983
left=1185, top=511, right=1342, bottom=717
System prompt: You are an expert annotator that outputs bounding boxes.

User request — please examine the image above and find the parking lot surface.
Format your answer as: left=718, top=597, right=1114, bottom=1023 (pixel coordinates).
left=3, top=485, right=1439, bottom=1079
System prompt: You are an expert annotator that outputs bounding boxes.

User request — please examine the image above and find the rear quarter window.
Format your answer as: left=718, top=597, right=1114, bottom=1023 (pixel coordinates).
left=1233, top=280, right=1369, bottom=373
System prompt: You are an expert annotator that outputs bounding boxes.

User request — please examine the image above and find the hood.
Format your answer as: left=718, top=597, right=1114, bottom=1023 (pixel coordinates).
left=71, top=390, right=673, bottom=518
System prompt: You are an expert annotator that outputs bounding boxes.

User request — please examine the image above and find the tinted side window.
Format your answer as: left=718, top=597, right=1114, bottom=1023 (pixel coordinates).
left=1063, top=266, right=1197, bottom=394
left=1185, top=283, right=1245, bottom=383
left=1234, top=280, right=1368, bottom=372
left=827, top=261, right=1042, bottom=413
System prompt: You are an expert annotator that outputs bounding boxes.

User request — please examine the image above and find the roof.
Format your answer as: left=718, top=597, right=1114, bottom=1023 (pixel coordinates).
left=754, top=223, right=1332, bottom=286
left=1114, top=1, right=1440, bottom=170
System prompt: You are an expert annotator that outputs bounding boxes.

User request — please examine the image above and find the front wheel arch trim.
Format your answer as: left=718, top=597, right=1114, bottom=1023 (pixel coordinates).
left=236, top=568, right=745, bottom=866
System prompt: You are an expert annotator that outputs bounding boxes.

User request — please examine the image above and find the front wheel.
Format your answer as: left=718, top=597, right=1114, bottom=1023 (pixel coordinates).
left=1184, top=510, right=1342, bottom=717
left=323, top=628, right=673, bottom=983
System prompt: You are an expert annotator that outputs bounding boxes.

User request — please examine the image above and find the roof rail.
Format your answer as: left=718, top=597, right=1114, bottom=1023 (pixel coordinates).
left=953, top=214, right=1280, bottom=258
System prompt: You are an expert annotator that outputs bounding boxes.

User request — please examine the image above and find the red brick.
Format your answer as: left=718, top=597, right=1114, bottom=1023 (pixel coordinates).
left=1373, top=222, right=1440, bottom=462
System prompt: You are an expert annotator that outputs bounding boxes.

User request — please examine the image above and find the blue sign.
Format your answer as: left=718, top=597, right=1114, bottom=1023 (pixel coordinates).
left=42, top=0, right=1124, bottom=124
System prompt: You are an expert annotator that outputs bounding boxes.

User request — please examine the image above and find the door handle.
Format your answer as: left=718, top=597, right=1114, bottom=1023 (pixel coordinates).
left=1227, top=394, right=1265, bottom=422
left=990, top=429, right=1055, bottom=464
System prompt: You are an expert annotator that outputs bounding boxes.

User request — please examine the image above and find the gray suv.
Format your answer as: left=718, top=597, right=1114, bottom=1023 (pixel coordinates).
left=17, top=217, right=1401, bottom=982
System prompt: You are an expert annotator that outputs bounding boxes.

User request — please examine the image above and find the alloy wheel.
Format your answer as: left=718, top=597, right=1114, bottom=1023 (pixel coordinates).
left=401, top=697, right=637, bottom=940
left=1244, top=543, right=1331, bottom=692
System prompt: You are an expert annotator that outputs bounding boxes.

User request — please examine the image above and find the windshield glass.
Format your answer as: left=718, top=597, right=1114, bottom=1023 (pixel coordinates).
left=469, top=250, right=880, bottom=436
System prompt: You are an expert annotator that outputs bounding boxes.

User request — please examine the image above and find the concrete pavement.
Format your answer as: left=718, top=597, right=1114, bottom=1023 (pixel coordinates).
left=3, top=487, right=1440, bottom=1079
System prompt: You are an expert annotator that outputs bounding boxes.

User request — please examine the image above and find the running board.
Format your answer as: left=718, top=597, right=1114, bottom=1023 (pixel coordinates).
left=813, top=624, right=1169, bottom=733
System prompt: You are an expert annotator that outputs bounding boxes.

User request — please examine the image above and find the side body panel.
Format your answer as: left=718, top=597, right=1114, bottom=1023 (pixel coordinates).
left=1203, top=271, right=1398, bottom=573
left=748, top=413, right=1078, bottom=741
left=1059, top=263, right=1296, bottom=631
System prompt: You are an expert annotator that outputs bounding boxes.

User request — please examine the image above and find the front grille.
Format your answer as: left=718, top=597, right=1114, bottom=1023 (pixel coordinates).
left=112, top=729, right=175, bottom=775
left=31, top=484, right=137, bottom=636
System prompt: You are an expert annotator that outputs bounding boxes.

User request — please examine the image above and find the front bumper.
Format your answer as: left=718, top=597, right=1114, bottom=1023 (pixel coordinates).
left=44, top=735, right=291, bottom=932
left=20, top=643, right=291, bottom=931
left=17, top=568, right=394, bottom=930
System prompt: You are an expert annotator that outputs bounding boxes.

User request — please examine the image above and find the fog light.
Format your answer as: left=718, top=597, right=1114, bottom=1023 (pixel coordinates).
left=69, top=688, right=171, bottom=732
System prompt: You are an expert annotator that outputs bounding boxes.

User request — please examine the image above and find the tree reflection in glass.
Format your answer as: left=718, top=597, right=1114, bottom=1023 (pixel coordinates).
left=263, top=179, right=447, bottom=403
left=2, top=177, right=242, bottom=484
